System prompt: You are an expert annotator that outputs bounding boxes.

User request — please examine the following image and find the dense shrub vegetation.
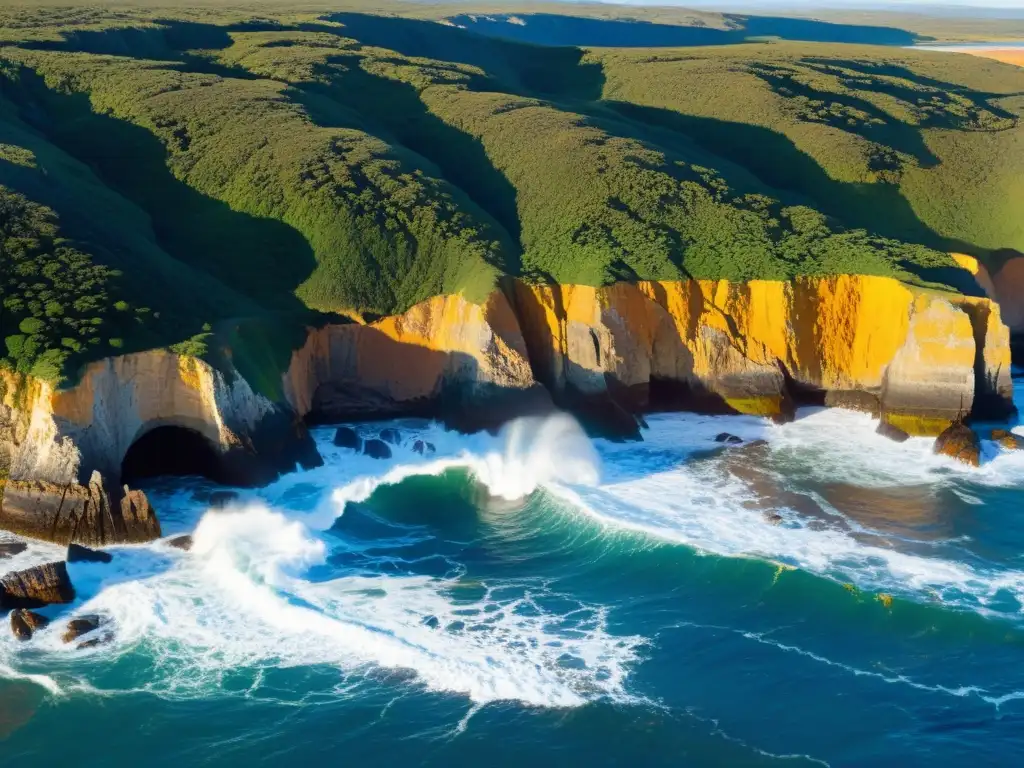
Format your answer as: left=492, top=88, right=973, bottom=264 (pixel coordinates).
left=0, top=3, right=1020, bottom=382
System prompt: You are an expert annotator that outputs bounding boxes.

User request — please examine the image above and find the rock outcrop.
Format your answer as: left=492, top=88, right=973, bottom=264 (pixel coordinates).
left=67, top=543, right=113, bottom=564
left=0, top=562, right=75, bottom=609
left=0, top=542, right=27, bottom=559
left=62, top=615, right=104, bottom=644
left=513, top=277, right=1013, bottom=436
left=10, top=609, right=48, bottom=641
left=991, top=429, right=1024, bottom=451
left=0, top=471, right=160, bottom=547
left=954, top=251, right=1024, bottom=334
left=934, top=422, right=982, bottom=467
left=0, top=351, right=321, bottom=492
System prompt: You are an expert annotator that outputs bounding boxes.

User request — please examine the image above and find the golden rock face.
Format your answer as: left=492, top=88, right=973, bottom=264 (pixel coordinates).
left=514, top=276, right=1011, bottom=431
left=954, top=251, right=1024, bottom=332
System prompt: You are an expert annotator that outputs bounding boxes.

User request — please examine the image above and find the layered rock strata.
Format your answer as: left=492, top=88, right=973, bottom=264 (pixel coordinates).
left=283, top=291, right=551, bottom=432
left=512, top=277, right=1013, bottom=436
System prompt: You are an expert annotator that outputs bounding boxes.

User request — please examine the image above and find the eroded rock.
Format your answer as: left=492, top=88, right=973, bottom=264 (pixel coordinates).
left=876, top=421, right=910, bottom=443
left=62, top=615, right=103, bottom=644
left=934, top=422, right=981, bottom=467
left=412, top=440, right=436, bottom=456
left=10, top=609, right=48, bottom=641
left=363, top=439, right=392, bottom=460
left=991, top=429, right=1024, bottom=451
left=0, top=562, right=75, bottom=610
left=77, top=633, right=114, bottom=650
left=332, top=427, right=362, bottom=451
left=167, top=535, right=193, bottom=551
left=67, top=543, right=113, bottom=564
left=0, top=542, right=27, bottom=559
left=0, top=473, right=160, bottom=547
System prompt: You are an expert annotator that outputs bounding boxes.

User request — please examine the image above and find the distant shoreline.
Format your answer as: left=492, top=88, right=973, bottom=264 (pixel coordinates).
left=912, top=41, right=1024, bottom=66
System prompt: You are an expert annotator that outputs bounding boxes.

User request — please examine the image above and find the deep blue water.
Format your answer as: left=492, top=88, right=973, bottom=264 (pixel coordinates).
left=4, top=394, right=1024, bottom=766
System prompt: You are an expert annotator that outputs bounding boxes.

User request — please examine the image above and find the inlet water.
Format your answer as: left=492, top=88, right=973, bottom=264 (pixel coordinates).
left=4, top=392, right=1024, bottom=765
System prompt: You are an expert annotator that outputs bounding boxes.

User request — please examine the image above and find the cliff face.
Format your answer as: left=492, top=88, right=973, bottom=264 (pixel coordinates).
left=954, top=252, right=1024, bottom=333
left=0, top=274, right=1014, bottom=544
left=513, top=276, right=1013, bottom=435
left=0, top=352, right=320, bottom=545
left=283, top=291, right=550, bottom=431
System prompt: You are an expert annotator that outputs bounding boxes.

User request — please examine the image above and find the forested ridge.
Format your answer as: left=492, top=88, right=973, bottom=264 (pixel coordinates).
left=0, top=3, right=1021, bottom=383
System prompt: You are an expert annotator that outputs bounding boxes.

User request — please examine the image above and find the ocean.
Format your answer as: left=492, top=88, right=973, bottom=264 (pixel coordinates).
left=3, top=380, right=1024, bottom=766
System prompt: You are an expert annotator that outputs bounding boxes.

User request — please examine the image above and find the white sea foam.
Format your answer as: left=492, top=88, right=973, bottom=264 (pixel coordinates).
left=565, top=408, right=1024, bottom=615
left=4, top=404, right=1024, bottom=704
left=0, top=415, right=638, bottom=707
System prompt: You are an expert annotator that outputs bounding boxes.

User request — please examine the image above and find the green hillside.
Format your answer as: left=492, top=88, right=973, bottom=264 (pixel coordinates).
left=0, top=4, right=1021, bottom=383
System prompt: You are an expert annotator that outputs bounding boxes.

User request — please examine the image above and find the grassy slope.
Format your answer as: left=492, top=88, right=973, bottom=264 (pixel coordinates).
left=0, top=4, right=1020, bottom=384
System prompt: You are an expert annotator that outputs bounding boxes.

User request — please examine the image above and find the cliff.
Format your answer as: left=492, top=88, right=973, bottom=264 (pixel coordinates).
left=0, top=352, right=320, bottom=545
left=953, top=252, right=1024, bottom=334
left=283, top=292, right=549, bottom=431
left=513, top=276, right=1013, bottom=436
left=0, top=274, right=1015, bottom=545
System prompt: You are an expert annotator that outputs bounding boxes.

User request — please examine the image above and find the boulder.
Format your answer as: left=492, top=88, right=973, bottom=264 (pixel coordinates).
left=933, top=422, right=981, bottom=467
left=0, top=562, right=75, bottom=610
left=412, top=440, right=436, bottom=456
left=77, top=633, right=114, bottom=650
left=62, top=615, right=103, bottom=644
left=0, top=473, right=160, bottom=547
left=67, top=543, right=113, bottom=564
left=332, top=426, right=362, bottom=451
left=0, top=542, right=27, bottom=559
left=715, top=433, right=744, bottom=445
left=362, top=439, right=392, bottom=460
left=379, top=428, right=402, bottom=445
left=991, top=429, right=1024, bottom=451
left=167, top=535, right=193, bottom=551
left=763, top=512, right=784, bottom=526
left=876, top=421, right=910, bottom=443
left=10, top=609, right=48, bottom=641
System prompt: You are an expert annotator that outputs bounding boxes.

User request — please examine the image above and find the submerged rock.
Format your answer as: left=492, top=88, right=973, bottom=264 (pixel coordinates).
left=379, top=428, right=402, bottom=445
left=763, top=512, right=784, bottom=526
left=62, top=615, right=104, bottom=644
left=934, top=422, right=981, bottom=467
left=0, top=562, right=75, bottom=610
left=77, top=633, right=114, bottom=650
left=10, top=609, right=49, bottom=641
left=67, top=543, right=113, bottom=564
left=876, top=421, right=910, bottom=443
left=715, top=433, right=744, bottom=445
left=332, top=427, right=362, bottom=451
left=167, top=535, right=193, bottom=551
left=0, top=542, right=27, bottom=559
left=991, top=429, right=1024, bottom=451
left=363, top=439, right=392, bottom=460
left=412, top=440, right=436, bottom=456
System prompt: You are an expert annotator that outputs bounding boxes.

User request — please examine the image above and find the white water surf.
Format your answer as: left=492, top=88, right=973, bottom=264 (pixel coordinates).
left=4, top=404, right=1024, bottom=704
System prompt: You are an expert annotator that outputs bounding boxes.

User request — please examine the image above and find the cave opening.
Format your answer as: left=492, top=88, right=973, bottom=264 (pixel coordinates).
left=121, top=426, right=224, bottom=484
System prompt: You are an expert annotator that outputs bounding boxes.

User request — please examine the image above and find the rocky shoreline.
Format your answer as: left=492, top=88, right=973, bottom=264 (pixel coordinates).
left=0, top=275, right=1018, bottom=549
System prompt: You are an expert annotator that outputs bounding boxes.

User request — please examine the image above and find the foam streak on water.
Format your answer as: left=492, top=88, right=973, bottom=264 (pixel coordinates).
left=566, top=408, right=1024, bottom=618
left=0, top=415, right=640, bottom=708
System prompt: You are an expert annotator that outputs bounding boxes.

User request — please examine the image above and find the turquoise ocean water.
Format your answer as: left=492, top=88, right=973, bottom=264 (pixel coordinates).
left=4, top=379, right=1024, bottom=766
